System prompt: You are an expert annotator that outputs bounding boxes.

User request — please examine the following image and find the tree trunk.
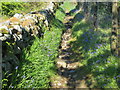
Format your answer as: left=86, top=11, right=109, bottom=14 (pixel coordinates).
left=93, top=2, right=98, bottom=30
left=76, top=2, right=83, bottom=10
left=111, top=2, right=119, bottom=56
left=90, top=2, right=98, bottom=30
left=83, top=2, right=89, bottom=20
left=118, top=6, right=120, bottom=57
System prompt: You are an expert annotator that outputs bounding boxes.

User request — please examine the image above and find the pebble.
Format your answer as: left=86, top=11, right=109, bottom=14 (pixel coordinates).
left=67, top=64, right=78, bottom=69
left=13, top=25, right=22, bottom=32
left=58, top=82, right=61, bottom=86
left=4, top=34, right=10, bottom=37
left=0, top=33, right=3, bottom=37
left=13, top=13, right=23, bottom=18
left=0, top=36, right=7, bottom=41
left=57, top=60, right=66, bottom=68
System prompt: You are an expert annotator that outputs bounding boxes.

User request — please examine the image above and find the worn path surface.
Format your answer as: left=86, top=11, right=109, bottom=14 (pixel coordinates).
left=51, top=11, right=91, bottom=88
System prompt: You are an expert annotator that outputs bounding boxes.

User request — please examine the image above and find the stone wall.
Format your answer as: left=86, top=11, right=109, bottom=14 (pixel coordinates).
left=0, top=2, right=63, bottom=79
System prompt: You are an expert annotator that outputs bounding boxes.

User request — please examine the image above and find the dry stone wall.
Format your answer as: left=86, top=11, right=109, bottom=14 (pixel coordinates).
left=0, top=2, right=63, bottom=79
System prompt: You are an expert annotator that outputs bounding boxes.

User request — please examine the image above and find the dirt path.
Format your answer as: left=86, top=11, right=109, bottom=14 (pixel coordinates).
left=51, top=12, right=89, bottom=88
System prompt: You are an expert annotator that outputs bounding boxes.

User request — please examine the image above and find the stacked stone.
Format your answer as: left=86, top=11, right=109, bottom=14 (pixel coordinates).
left=0, top=2, right=63, bottom=80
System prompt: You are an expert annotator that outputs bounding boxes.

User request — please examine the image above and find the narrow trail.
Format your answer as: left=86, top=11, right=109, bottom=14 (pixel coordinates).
left=51, top=11, right=89, bottom=88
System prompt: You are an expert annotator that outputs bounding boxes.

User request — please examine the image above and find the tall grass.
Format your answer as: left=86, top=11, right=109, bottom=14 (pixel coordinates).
left=5, top=10, right=65, bottom=88
left=0, top=2, right=46, bottom=20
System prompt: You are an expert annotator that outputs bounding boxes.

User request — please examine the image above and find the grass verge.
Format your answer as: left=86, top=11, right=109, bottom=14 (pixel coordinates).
left=7, top=14, right=65, bottom=88
left=70, top=17, right=119, bottom=88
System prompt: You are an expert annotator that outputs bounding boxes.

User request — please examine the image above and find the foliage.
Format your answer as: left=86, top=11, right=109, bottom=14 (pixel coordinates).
left=71, top=14, right=119, bottom=88
left=7, top=12, right=65, bottom=88
left=2, top=1, right=120, bottom=89
left=0, top=2, right=45, bottom=17
left=1, top=2, right=24, bottom=16
left=55, top=2, right=76, bottom=22
left=60, top=2, right=76, bottom=13
left=55, top=7, right=65, bottom=22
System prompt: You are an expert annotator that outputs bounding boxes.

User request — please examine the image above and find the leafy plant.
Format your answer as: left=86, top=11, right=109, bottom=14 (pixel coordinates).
left=8, top=12, right=65, bottom=88
left=71, top=13, right=119, bottom=88
left=1, top=2, right=24, bottom=16
left=1, top=2, right=45, bottom=17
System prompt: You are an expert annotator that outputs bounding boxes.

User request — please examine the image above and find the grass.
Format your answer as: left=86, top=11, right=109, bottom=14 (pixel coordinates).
left=55, top=7, right=66, bottom=22
left=0, top=2, right=47, bottom=22
left=2, top=2, right=120, bottom=89
left=60, top=1, right=76, bottom=13
left=4, top=10, right=65, bottom=88
left=55, top=1, right=76, bottom=22
left=2, top=2, right=66, bottom=89
left=70, top=12, right=120, bottom=88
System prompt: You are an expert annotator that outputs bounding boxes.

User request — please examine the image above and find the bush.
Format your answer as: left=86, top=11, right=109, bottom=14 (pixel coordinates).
left=1, top=2, right=44, bottom=17
left=1, top=2, right=24, bottom=16
left=8, top=15, right=65, bottom=88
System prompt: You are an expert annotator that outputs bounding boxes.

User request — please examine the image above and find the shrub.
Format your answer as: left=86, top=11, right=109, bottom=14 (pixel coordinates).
left=1, top=2, right=24, bottom=16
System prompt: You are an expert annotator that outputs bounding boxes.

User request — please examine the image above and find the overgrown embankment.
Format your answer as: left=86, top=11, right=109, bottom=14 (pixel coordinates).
left=70, top=5, right=119, bottom=88
left=9, top=17, right=65, bottom=88
left=0, top=2, right=47, bottom=22
left=1, top=1, right=120, bottom=89
left=1, top=2, right=65, bottom=88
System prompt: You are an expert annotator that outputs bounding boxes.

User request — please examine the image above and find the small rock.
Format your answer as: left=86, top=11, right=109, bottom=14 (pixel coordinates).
left=67, top=63, right=79, bottom=69
left=57, top=82, right=61, bottom=86
left=64, top=80, right=67, bottom=84
left=0, top=33, right=3, bottom=37
left=4, top=34, right=11, bottom=39
left=12, top=25, right=22, bottom=32
left=57, top=59, right=66, bottom=68
left=59, top=55, right=65, bottom=59
left=0, top=21, right=10, bottom=26
left=18, top=34, right=22, bottom=39
left=13, top=13, right=23, bottom=18
left=44, top=19, right=49, bottom=27
left=0, top=36, right=7, bottom=41
left=46, top=2, right=54, bottom=12
left=0, top=26, right=9, bottom=34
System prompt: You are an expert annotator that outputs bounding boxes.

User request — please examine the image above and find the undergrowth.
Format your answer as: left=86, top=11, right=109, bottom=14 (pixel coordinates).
left=71, top=16, right=120, bottom=88
left=8, top=13, right=65, bottom=88
left=55, top=2, right=76, bottom=22
left=0, top=2, right=46, bottom=16
left=0, top=2, right=47, bottom=22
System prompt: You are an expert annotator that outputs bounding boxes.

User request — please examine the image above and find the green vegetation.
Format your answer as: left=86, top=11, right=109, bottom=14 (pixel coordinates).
left=55, top=2, right=76, bottom=22
left=0, top=2, right=46, bottom=20
left=1, top=2, right=23, bottom=16
left=60, top=2, right=76, bottom=13
left=55, top=7, right=65, bottom=22
left=71, top=13, right=119, bottom=88
left=1, top=5, right=66, bottom=88
left=1, top=1, right=120, bottom=89
left=8, top=18, right=65, bottom=88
